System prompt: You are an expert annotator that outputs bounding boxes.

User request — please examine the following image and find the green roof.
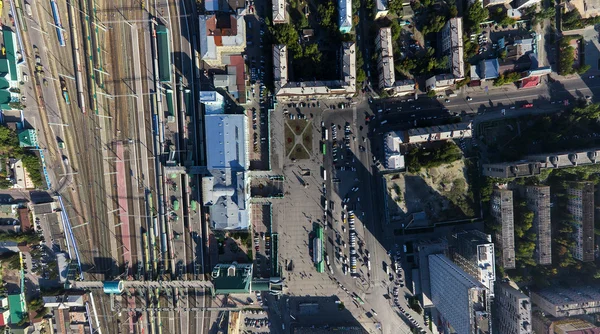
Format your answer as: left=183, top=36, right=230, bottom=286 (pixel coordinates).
left=18, top=129, right=37, bottom=147
left=211, top=263, right=253, bottom=295
left=0, top=59, right=9, bottom=75
left=3, top=30, right=17, bottom=82
left=7, top=293, right=25, bottom=324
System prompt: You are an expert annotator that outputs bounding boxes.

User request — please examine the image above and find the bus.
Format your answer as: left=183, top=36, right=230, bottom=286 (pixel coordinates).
left=322, top=143, right=326, bottom=155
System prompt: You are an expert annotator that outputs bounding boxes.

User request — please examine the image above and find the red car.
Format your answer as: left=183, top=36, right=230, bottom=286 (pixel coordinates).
left=522, top=103, right=534, bottom=108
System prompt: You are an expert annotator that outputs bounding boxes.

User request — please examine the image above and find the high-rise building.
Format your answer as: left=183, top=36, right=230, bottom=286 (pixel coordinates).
left=525, top=186, right=552, bottom=265
left=491, top=189, right=515, bottom=269
left=429, top=254, right=491, bottom=334
left=450, top=230, right=496, bottom=296
left=494, top=283, right=532, bottom=334
left=567, top=182, right=595, bottom=262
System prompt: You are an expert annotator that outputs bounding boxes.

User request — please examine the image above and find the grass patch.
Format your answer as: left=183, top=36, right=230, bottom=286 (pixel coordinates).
left=290, top=145, right=310, bottom=160
left=284, top=124, right=295, bottom=156
left=302, top=124, right=313, bottom=155
left=287, top=119, right=308, bottom=136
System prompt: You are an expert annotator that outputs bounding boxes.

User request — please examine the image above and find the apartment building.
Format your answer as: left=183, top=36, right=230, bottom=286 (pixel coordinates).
left=525, top=186, right=552, bottom=265
left=491, top=189, right=516, bottom=269
left=567, top=182, right=595, bottom=262
left=494, top=283, right=532, bottom=334
left=440, top=17, right=465, bottom=80
left=272, top=43, right=356, bottom=99
left=376, top=27, right=395, bottom=89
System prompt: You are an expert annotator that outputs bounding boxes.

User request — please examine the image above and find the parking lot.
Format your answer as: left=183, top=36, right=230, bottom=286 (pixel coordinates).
left=240, top=309, right=271, bottom=334
left=251, top=203, right=272, bottom=278
left=248, top=106, right=270, bottom=170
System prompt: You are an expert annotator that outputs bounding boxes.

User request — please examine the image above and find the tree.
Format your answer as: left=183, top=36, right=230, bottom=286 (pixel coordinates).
left=271, top=24, right=301, bottom=56
left=449, top=5, right=458, bottom=18
left=465, top=1, right=489, bottom=34
left=498, top=49, right=507, bottom=60
left=427, top=89, right=437, bottom=98
left=578, top=64, right=591, bottom=74
left=318, top=2, right=336, bottom=29
left=422, top=15, right=446, bottom=34
left=390, top=20, right=401, bottom=41
left=558, top=38, right=577, bottom=76
left=388, top=0, right=404, bottom=15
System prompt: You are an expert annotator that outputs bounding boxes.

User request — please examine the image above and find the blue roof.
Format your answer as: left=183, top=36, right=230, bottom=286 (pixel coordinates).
left=205, top=114, right=247, bottom=171
left=482, top=58, right=500, bottom=80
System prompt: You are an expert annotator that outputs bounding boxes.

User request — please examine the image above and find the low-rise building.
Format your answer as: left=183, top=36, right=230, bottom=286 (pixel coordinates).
left=44, top=291, right=91, bottom=334
left=565, top=0, right=600, bottom=18
left=384, top=131, right=405, bottom=170
left=482, top=148, right=600, bottom=178
left=515, top=0, right=542, bottom=8
left=533, top=314, right=600, bottom=334
left=213, top=55, right=246, bottom=103
left=440, top=18, right=464, bottom=80
left=339, top=0, right=353, bottom=33
left=567, top=182, right=595, bottom=262
left=201, top=112, right=250, bottom=230
left=272, top=0, right=287, bottom=24
left=390, top=79, right=416, bottom=97
left=376, top=27, right=395, bottom=90
left=494, top=283, right=532, bottom=334
left=425, top=74, right=457, bottom=91
left=272, top=43, right=356, bottom=100
left=526, top=186, right=552, bottom=265
left=212, top=262, right=253, bottom=294
left=375, top=0, right=389, bottom=18
left=531, top=286, right=600, bottom=317
left=199, top=14, right=246, bottom=67
left=406, top=122, right=472, bottom=143
left=491, top=189, right=516, bottom=269
left=199, top=91, right=225, bottom=115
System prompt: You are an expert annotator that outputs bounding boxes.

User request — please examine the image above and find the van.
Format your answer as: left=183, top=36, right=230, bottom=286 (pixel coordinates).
left=25, top=3, right=32, bottom=17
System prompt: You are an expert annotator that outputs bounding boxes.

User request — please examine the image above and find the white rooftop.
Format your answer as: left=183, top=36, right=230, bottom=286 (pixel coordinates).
left=205, top=114, right=248, bottom=170
left=202, top=169, right=250, bottom=230
left=200, top=91, right=225, bottom=115
left=339, top=0, right=353, bottom=32
left=272, top=0, right=287, bottom=23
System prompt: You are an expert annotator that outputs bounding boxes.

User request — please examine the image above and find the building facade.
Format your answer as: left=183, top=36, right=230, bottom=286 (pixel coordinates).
left=567, top=182, right=595, bottom=262
left=491, top=189, right=516, bottom=269
left=525, top=186, right=552, bottom=265
left=494, top=283, right=532, bottom=334
left=429, top=254, right=491, bottom=334
left=450, top=230, right=496, bottom=296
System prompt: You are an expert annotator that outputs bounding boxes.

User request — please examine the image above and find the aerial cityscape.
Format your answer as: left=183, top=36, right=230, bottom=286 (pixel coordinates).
left=0, top=0, right=599, bottom=333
